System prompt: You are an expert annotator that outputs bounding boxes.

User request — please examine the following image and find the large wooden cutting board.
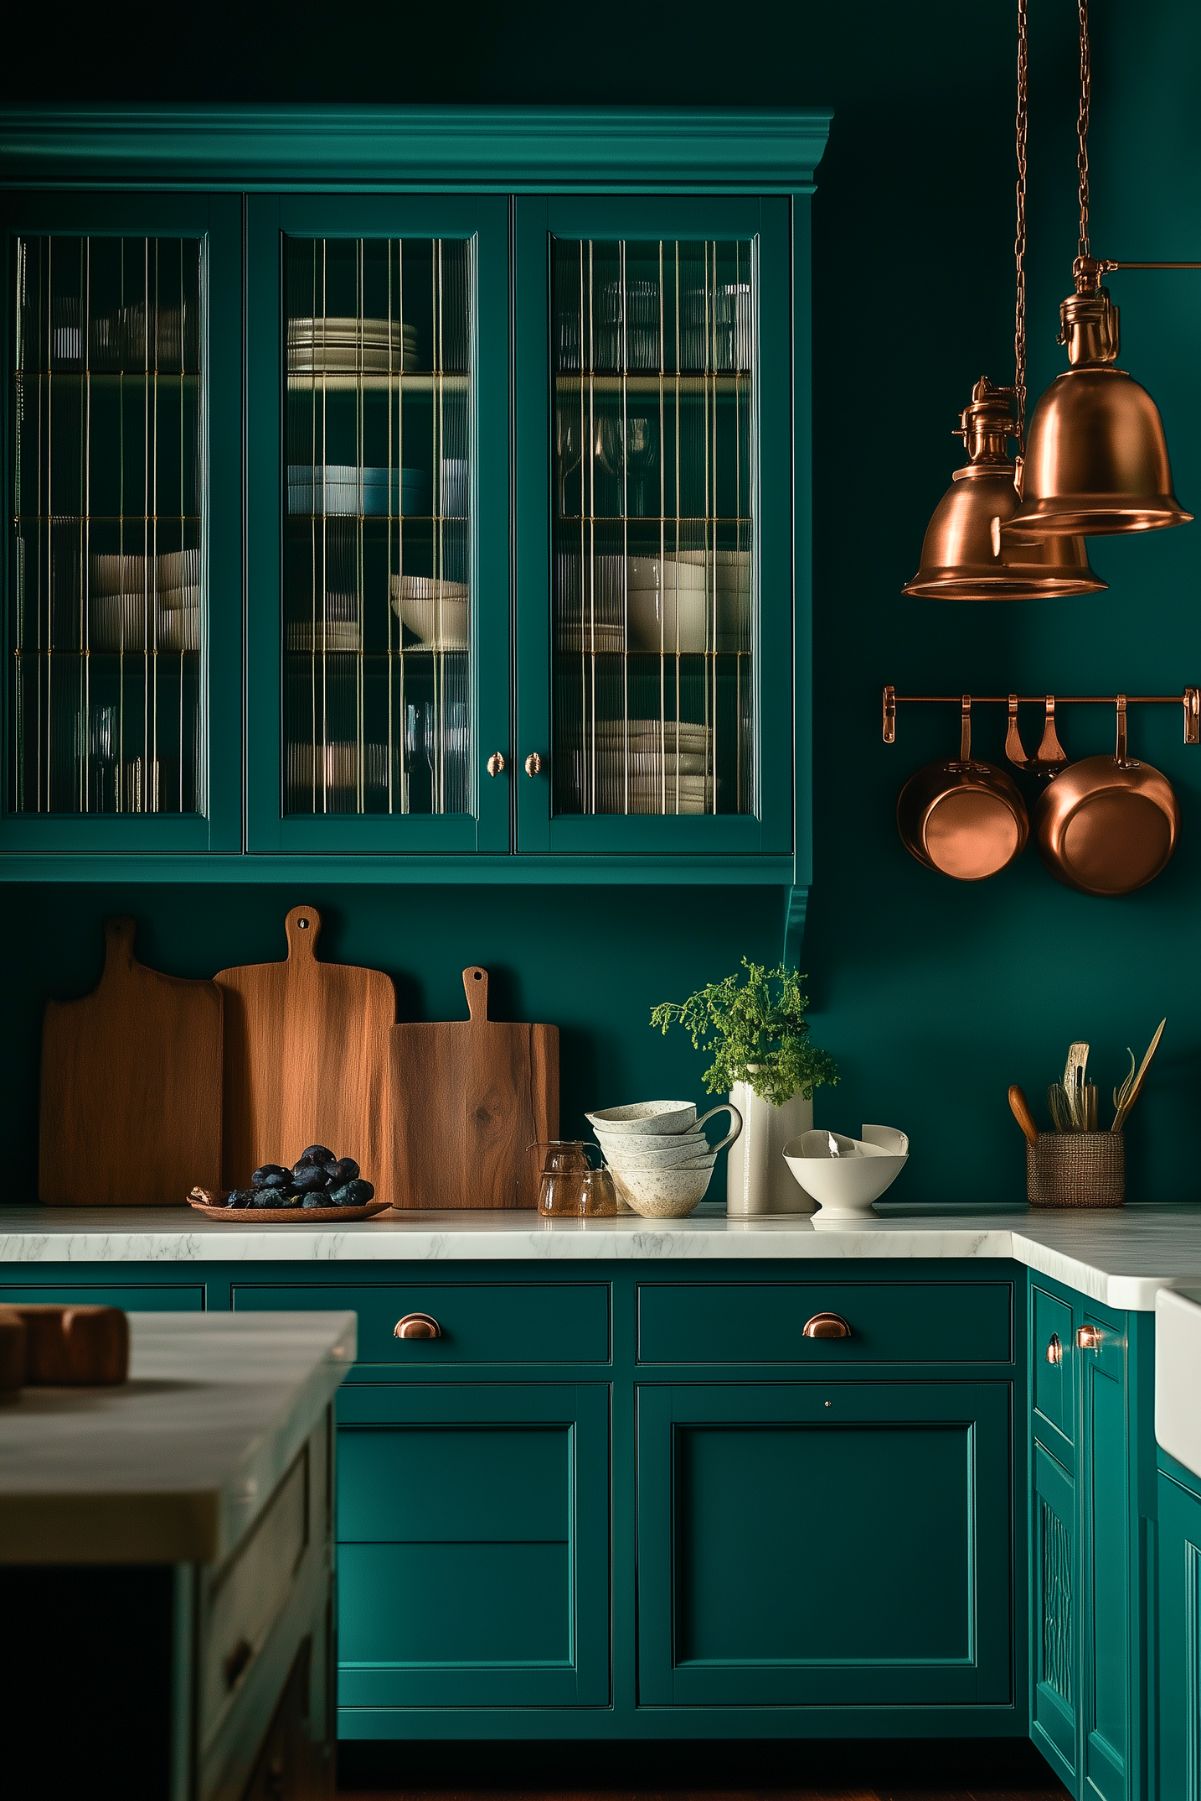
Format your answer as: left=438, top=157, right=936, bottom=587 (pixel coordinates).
left=389, top=967, right=558, bottom=1209
left=214, top=905, right=396, bottom=1194
left=39, top=918, right=224, bottom=1206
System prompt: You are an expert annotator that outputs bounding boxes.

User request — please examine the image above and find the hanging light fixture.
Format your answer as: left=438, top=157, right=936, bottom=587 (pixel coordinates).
left=904, top=0, right=1104, bottom=599
left=1004, top=0, right=1193, bottom=538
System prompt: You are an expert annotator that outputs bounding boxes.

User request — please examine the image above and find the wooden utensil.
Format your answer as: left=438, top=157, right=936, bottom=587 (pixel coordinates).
left=39, top=918, right=223, bottom=1206
left=1063, top=1041, right=1090, bottom=1129
left=389, top=967, right=558, bottom=1209
left=1008, top=1085, right=1039, bottom=1146
left=3, top=1303, right=129, bottom=1385
left=214, top=905, right=396, bottom=1194
left=1111, top=1016, right=1167, bottom=1133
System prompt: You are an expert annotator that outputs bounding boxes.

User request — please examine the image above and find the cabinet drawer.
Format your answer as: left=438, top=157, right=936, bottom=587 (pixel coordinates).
left=1031, top=1284, right=1075, bottom=1455
left=200, top=1445, right=311, bottom=1746
left=637, top=1280, right=1012, bottom=1366
left=232, top=1282, right=610, bottom=1368
left=0, top=1284, right=205, bottom=1311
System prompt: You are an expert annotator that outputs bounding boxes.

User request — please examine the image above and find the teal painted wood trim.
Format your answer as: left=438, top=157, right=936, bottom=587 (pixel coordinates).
left=513, top=193, right=795, bottom=858
left=1158, top=1467, right=1201, bottom=1801
left=783, top=883, right=810, bottom=966
left=0, top=191, right=243, bottom=856
left=1160, top=1448, right=1201, bottom=1504
left=790, top=176, right=815, bottom=896
left=637, top=1379, right=1014, bottom=1708
left=1030, top=1440, right=1080, bottom=1790
left=243, top=192, right=511, bottom=855
left=0, top=107, right=832, bottom=195
left=0, top=850, right=793, bottom=883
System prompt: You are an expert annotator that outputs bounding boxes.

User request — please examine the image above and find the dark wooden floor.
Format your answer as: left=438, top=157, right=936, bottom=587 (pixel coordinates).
left=337, top=1741, right=1070, bottom=1801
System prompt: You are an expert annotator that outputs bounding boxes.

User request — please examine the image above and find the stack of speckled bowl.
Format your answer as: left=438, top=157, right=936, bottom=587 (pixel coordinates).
left=586, top=1100, right=740, bottom=1218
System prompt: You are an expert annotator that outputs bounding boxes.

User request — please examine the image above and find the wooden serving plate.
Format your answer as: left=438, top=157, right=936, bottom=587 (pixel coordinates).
left=186, top=1187, right=390, bottom=1224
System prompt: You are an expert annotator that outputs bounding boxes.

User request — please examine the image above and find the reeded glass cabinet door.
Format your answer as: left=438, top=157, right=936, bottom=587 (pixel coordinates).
left=246, top=196, right=509, bottom=854
left=515, top=197, right=793, bottom=855
left=0, top=195, right=241, bottom=851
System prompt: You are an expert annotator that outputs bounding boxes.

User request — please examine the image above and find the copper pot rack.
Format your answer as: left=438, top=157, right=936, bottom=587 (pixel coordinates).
left=881, top=685, right=1201, bottom=745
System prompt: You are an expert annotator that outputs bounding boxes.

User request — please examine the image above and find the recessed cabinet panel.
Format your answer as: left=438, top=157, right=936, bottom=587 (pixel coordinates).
left=1157, top=1468, right=1201, bottom=1801
left=637, top=1382, right=1012, bottom=1707
left=1031, top=1441, right=1080, bottom=1789
left=1032, top=1284, right=1075, bottom=1463
left=335, top=1384, right=609, bottom=1711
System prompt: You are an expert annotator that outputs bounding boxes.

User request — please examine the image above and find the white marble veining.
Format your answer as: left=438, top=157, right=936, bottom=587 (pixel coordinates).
left=2, top=1203, right=1200, bottom=1308
left=1155, top=1287, right=1201, bottom=1477
left=0, top=1311, right=355, bottom=1565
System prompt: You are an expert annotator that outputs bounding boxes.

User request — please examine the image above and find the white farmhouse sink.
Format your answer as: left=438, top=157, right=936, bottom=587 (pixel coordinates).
left=1155, top=1287, right=1201, bottom=1478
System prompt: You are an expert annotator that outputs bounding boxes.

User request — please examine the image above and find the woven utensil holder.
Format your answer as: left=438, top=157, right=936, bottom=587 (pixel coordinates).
left=1026, top=1132, right=1125, bottom=1209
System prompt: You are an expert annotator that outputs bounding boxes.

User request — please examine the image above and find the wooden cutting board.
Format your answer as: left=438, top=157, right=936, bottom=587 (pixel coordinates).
left=214, top=905, right=396, bottom=1194
left=39, top=917, right=224, bottom=1206
left=389, top=967, right=558, bottom=1209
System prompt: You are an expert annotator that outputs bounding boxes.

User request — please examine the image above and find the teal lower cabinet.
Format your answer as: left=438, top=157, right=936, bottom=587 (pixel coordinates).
left=1157, top=1453, right=1201, bottom=1800
left=333, top=1383, right=610, bottom=1710
left=0, top=1281, right=205, bottom=1310
left=636, top=1381, right=1013, bottom=1707
left=1028, top=1276, right=1156, bottom=1801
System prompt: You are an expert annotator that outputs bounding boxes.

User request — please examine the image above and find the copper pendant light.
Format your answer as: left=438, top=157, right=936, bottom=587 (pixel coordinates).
left=904, top=0, right=1103, bottom=599
left=1004, top=0, right=1193, bottom=539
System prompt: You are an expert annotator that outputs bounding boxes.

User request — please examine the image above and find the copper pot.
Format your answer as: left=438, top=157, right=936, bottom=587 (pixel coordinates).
left=897, top=698, right=1029, bottom=880
left=1036, top=696, right=1179, bottom=895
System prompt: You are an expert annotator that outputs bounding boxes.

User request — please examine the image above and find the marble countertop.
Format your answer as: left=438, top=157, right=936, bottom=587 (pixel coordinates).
left=0, top=1311, right=355, bottom=1565
left=2, top=1204, right=1201, bottom=1309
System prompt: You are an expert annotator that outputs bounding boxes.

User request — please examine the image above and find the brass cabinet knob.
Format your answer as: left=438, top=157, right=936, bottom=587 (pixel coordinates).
left=1076, top=1323, right=1102, bottom=1351
left=1046, top=1332, right=1063, bottom=1365
left=485, top=752, right=506, bottom=777
left=394, top=1313, right=442, bottom=1340
left=524, top=752, right=544, bottom=777
left=802, top=1311, right=852, bottom=1340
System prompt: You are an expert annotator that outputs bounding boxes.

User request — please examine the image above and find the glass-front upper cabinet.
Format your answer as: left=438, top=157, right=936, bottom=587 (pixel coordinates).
left=0, top=196, right=241, bottom=851
left=515, top=198, right=793, bottom=855
left=246, top=196, right=509, bottom=854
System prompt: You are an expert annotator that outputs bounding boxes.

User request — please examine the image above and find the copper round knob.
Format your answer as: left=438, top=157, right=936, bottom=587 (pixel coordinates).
left=1076, top=1323, right=1102, bottom=1351
left=802, top=1312, right=852, bottom=1340
left=485, top=752, right=506, bottom=778
left=524, top=752, right=544, bottom=777
left=1046, top=1332, right=1063, bottom=1366
left=393, top=1313, right=442, bottom=1340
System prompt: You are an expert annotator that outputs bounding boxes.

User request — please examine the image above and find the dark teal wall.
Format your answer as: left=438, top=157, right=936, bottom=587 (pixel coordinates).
left=5, top=2, right=1200, bottom=1206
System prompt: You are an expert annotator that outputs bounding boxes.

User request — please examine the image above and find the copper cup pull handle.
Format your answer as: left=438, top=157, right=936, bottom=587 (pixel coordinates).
left=486, top=751, right=506, bottom=777
left=1045, top=1332, right=1063, bottom=1366
left=802, top=1312, right=852, bottom=1340
left=524, top=752, right=544, bottom=777
left=394, top=1313, right=442, bottom=1340
left=1076, top=1323, right=1102, bottom=1351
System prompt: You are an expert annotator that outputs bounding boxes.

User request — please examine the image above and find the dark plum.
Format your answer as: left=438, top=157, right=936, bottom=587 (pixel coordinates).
left=324, top=1156, right=360, bottom=1185
left=344, top=1178, right=375, bottom=1205
left=301, top=1192, right=330, bottom=1208
left=252, top=1164, right=290, bottom=1189
left=226, top=1188, right=257, bottom=1207
left=298, top=1144, right=335, bottom=1166
left=292, top=1162, right=329, bottom=1192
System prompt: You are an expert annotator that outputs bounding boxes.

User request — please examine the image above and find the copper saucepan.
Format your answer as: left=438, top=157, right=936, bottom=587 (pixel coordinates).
left=1037, top=695, right=1180, bottom=894
left=897, top=697, right=1029, bottom=880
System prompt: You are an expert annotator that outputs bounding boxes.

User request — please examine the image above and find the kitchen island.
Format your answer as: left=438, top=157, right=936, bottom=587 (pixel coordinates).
left=0, top=1310, right=354, bottom=1798
left=0, top=1205, right=1196, bottom=1799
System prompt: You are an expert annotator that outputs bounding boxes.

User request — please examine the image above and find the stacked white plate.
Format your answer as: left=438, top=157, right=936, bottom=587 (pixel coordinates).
left=390, top=575, right=470, bottom=649
left=288, top=741, right=389, bottom=792
left=590, top=719, right=713, bottom=814
left=287, top=316, right=419, bottom=374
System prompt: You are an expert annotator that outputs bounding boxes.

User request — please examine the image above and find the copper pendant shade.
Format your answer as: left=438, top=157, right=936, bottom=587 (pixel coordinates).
left=1005, top=282, right=1193, bottom=538
left=904, top=379, right=1105, bottom=599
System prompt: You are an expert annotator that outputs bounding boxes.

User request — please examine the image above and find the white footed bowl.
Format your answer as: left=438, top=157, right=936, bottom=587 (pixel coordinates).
left=610, top=1163, right=713, bottom=1218
left=781, top=1123, right=909, bottom=1220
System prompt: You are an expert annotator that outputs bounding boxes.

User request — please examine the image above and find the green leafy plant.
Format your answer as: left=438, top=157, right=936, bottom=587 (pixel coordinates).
left=650, top=960, right=840, bottom=1109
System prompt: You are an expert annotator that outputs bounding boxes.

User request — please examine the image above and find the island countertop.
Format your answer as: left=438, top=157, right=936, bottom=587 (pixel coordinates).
left=0, top=1310, right=356, bottom=1564
left=2, top=1204, right=1201, bottom=1309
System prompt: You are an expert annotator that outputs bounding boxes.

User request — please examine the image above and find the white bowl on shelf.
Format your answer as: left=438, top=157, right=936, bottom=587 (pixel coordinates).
left=782, top=1124, right=910, bottom=1221
left=390, top=577, right=470, bottom=649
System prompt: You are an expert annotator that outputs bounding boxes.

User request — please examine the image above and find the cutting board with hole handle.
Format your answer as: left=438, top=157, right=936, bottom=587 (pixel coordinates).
left=39, top=917, right=224, bottom=1206
left=214, top=905, right=397, bottom=1195
left=389, top=967, right=558, bottom=1208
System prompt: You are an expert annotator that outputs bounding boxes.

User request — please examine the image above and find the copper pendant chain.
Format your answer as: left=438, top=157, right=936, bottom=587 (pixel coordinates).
left=1076, top=0, right=1092, bottom=265
left=1014, top=0, right=1029, bottom=446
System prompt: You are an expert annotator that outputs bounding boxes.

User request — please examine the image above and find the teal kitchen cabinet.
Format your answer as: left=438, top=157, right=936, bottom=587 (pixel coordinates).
left=0, top=1280, right=205, bottom=1309
left=0, top=191, right=243, bottom=857
left=334, top=1382, right=610, bottom=1710
left=0, top=107, right=828, bottom=889
left=1157, top=1453, right=1201, bottom=1800
left=1028, top=1277, right=1156, bottom=1801
left=636, top=1380, right=1013, bottom=1708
